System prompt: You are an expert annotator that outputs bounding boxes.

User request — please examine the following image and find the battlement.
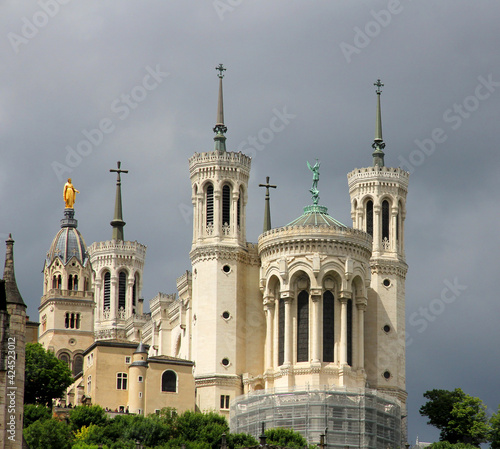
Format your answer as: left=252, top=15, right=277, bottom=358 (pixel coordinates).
left=347, top=166, right=409, bottom=188
left=189, top=150, right=251, bottom=173
left=88, top=240, right=147, bottom=259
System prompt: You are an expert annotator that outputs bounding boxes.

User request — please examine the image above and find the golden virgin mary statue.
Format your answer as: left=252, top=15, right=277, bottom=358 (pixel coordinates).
left=63, top=178, right=79, bottom=209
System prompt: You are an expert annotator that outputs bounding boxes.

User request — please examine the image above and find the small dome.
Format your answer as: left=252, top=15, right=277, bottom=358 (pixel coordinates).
left=47, top=209, right=88, bottom=266
left=287, top=205, right=347, bottom=228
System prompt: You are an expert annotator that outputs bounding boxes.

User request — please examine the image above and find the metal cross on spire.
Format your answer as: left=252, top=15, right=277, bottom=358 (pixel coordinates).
left=216, top=63, right=226, bottom=79
left=110, top=160, right=129, bottom=184
left=374, top=78, right=384, bottom=94
left=259, top=176, right=277, bottom=233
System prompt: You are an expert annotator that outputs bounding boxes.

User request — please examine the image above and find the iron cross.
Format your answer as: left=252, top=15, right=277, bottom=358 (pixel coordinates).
left=374, top=79, right=384, bottom=94
left=259, top=176, right=277, bottom=198
left=216, top=63, right=226, bottom=79
left=110, top=161, right=129, bottom=184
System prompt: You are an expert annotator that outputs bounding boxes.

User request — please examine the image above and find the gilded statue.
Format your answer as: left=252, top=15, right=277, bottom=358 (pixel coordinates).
left=63, top=178, right=79, bottom=209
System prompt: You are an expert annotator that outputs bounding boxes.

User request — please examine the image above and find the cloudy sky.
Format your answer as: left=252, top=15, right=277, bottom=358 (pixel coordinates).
left=1, top=1, right=499, bottom=442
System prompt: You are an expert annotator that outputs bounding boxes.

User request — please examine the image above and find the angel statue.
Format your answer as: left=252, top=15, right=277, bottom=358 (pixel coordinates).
left=307, top=159, right=320, bottom=205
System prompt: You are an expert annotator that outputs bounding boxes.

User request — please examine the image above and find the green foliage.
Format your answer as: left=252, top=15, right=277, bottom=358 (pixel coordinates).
left=419, top=388, right=490, bottom=446
left=226, top=432, right=258, bottom=448
left=427, top=442, right=478, bottom=449
left=25, top=343, right=73, bottom=407
left=265, top=427, right=309, bottom=448
left=490, top=405, right=500, bottom=449
left=24, top=418, right=73, bottom=449
left=24, top=404, right=52, bottom=428
left=69, top=405, right=108, bottom=432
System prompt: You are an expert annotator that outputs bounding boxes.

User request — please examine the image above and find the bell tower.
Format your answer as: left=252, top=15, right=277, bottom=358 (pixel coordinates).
left=88, top=162, right=146, bottom=342
left=188, top=65, right=263, bottom=415
left=347, top=80, right=409, bottom=407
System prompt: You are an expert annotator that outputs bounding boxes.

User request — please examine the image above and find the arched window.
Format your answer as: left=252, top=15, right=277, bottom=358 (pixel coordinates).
left=103, top=272, right=111, bottom=311
left=222, top=185, right=231, bottom=226
left=73, top=355, right=83, bottom=376
left=161, top=370, right=177, bottom=392
left=74, top=275, right=78, bottom=291
left=297, top=290, right=309, bottom=362
left=382, top=200, right=390, bottom=242
left=52, top=275, right=57, bottom=289
left=68, top=275, right=73, bottom=290
left=118, top=271, right=127, bottom=310
left=206, top=184, right=214, bottom=227
left=366, top=200, right=373, bottom=236
left=278, top=298, right=285, bottom=366
left=59, top=353, right=70, bottom=366
left=57, top=275, right=62, bottom=289
left=323, top=290, right=335, bottom=362
left=347, top=299, right=353, bottom=366
left=116, top=373, right=127, bottom=390
left=237, top=196, right=241, bottom=229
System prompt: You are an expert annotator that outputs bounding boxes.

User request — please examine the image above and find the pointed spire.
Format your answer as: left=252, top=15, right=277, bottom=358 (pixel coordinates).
left=213, top=64, right=227, bottom=152
left=3, top=234, right=26, bottom=307
left=259, top=176, right=277, bottom=232
left=110, top=161, right=129, bottom=241
left=372, top=79, right=386, bottom=167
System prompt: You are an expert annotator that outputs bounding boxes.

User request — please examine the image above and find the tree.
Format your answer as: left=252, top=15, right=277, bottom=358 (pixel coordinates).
left=265, top=428, right=309, bottom=448
left=23, top=404, right=52, bottom=428
left=24, top=343, right=73, bottom=407
left=490, top=405, right=500, bottom=449
left=23, top=418, right=73, bottom=449
left=419, top=388, right=490, bottom=446
left=69, top=405, right=108, bottom=432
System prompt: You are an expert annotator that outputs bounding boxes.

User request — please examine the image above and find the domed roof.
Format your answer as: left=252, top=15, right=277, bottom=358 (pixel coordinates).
left=47, top=209, right=88, bottom=266
left=287, top=205, right=348, bottom=229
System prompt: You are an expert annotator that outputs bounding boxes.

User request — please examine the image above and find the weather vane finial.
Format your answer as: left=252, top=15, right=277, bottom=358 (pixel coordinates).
left=216, top=64, right=226, bottom=79
left=374, top=79, right=384, bottom=94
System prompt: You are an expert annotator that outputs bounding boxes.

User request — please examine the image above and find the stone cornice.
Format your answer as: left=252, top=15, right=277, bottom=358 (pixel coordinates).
left=88, top=240, right=147, bottom=260
left=194, top=374, right=242, bottom=388
left=258, top=226, right=372, bottom=262
left=190, top=244, right=260, bottom=266
left=189, top=151, right=251, bottom=174
left=370, top=259, right=408, bottom=277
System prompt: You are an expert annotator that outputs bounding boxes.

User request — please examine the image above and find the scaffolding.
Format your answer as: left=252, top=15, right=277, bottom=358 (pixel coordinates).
left=230, top=386, right=401, bottom=449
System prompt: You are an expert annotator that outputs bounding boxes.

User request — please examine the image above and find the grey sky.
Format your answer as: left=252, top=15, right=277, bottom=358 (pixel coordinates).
left=1, top=1, right=499, bottom=443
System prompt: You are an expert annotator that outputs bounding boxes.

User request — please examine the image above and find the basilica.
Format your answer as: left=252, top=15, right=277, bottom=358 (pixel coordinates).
left=37, top=69, right=409, bottom=449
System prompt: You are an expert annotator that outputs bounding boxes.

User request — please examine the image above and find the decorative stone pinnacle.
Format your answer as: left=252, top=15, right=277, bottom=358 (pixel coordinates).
left=213, top=64, right=227, bottom=151
left=372, top=79, right=385, bottom=167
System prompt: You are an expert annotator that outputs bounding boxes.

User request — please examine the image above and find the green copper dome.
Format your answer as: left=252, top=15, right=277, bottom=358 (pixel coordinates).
left=287, top=205, right=347, bottom=228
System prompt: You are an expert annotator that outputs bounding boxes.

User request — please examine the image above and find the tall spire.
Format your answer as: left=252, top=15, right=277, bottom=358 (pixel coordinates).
left=213, top=64, right=227, bottom=152
left=110, top=161, right=128, bottom=241
left=372, top=79, right=386, bottom=167
left=259, top=176, right=277, bottom=232
left=3, top=234, right=26, bottom=307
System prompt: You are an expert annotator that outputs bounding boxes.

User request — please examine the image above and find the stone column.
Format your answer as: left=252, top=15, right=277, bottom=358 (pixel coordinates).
left=214, top=190, right=221, bottom=237
left=281, top=290, right=294, bottom=366
left=196, top=193, right=203, bottom=242
left=339, top=292, right=351, bottom=365
left=373, top=205, right=381, bottom=252
left=264, top=297, right=274, bottom=371
left=127, top=279, right=135, bottom=318
left=232, top=191, right=239, bottom=237
left=110, top=275, right=118, bottom=321
left=356, top=298, right=367, bottom=368
left=94, top=277, right=102, bottom=321
left=310, top=289, right=322, bottom=364
left=391, top=206, right=398, bottom=252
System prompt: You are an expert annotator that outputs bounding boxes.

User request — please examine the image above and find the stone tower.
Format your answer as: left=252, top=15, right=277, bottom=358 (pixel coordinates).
left=1, top=235, right=27, bottom=449
left=39, top=207, right=94, bottom=376
left=89, top=162, right=146, bottom=342
left=347, top=80, right=409, bottom=406
left=188, top=65, right=263, bottom=415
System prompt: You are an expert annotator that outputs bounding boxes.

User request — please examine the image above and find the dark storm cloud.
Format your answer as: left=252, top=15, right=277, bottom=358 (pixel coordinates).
left=1, top=0, right=499, bottom=443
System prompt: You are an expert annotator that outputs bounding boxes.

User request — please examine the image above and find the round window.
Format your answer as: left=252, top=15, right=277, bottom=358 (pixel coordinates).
left=222, top=311, right=230, bottom=320
left=222, top=358, right=230, bottom=366
left=383, top=370, right=391, bottom=379
left=383, top=279, right=391, bottom=287
left=383, top=325, right=391, bottom=333
left=222, top=265, right=231, bottom=273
